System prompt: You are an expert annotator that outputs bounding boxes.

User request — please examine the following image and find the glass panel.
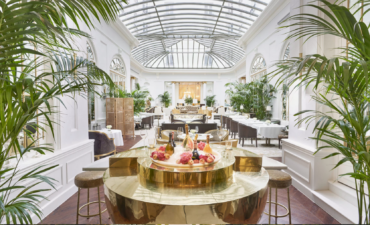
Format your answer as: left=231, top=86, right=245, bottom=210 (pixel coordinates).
left=121, top=0, right=271, bottom=69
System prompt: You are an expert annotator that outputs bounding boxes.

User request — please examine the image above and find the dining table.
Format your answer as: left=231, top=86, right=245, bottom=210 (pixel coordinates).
left=99, top=129, right=124, bottom=146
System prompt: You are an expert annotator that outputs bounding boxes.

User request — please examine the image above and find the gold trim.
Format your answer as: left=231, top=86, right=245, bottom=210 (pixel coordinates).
left=89, top=130, right=117, bottom=160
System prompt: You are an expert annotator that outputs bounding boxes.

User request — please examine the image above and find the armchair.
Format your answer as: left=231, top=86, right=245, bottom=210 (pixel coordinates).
left=89, top=131, right=116, bottom=160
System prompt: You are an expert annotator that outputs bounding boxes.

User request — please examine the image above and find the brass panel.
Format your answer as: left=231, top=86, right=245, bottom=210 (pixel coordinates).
left=103, top=169, right=269, bottom=224
left=137, top=157, right=234, bottom=189
left=103, top=145, right=267, bottom=223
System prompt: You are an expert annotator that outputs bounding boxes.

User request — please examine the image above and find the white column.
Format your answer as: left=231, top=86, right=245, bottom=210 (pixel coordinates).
left=202, top=82, right=207, bottom=103
left=125, top=75, right=131, bottom=92
left=172, top=82, right=176, bottom=107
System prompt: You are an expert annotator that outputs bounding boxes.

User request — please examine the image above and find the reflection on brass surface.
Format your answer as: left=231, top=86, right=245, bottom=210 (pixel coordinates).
left=103, top=144, right=268, bottom=224
left=103, top=169, right=269, bottom=224
left=138, top=156, right=234, bottom=189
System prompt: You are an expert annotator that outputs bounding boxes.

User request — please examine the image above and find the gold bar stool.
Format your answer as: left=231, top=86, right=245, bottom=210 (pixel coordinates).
left=264, top=170, right=292, bottom=224
left=74, top=171, right=107, bottom=224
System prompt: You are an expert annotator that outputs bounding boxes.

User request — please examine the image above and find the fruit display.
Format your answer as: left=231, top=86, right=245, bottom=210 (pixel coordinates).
left=203, top=135, right=213, bottom=153
left=176, top=152, right=215, bottom=165
left=198, top=142, right=205, bottom=150
left=150, top=145, right=170, bottom=161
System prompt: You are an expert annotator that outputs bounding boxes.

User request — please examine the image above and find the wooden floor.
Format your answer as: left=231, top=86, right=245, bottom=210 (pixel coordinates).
left=40, top=138, right=340, bottom=224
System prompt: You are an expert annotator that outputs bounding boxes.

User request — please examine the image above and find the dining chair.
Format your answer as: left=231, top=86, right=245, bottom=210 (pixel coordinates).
left=230, top=120, right=239, bottom=139
left=238, top=123, right=258, bottom=147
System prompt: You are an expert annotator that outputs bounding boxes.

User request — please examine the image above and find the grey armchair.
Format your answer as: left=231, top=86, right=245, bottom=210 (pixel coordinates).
left=89, top=131, right=116, bottom=160
left=238, top=123, right=258, bottom=147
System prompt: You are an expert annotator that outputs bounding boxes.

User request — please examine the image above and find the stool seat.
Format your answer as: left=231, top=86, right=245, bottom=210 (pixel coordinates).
left=74, top=171, right=104, bottom=189
left=267, top=170, right=292, bottom=189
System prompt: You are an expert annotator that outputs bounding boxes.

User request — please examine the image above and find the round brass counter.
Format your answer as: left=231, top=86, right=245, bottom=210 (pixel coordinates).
left=103, top=152, right=269, bottom=224
left=138, top=156, right=234, bottom=189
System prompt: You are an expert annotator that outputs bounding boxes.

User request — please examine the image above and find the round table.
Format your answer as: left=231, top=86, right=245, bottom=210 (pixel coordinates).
left=103, top=145, right=268, bottom=224
left=99, top=129, right=124, bottom=146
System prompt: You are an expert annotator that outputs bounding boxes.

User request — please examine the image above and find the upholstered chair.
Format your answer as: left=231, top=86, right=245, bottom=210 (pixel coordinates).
left=230, top=120, right=239, bottom=139
left=161, top=130, right=180, bottom=140
left=205, top=129, right=229, bottom=142
left=88, top=131, right=116, bottom=160
left=238, top=123, right=258, bottom=147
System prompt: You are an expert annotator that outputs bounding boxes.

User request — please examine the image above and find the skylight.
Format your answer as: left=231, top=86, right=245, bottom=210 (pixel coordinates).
left=120, top=0, right=271, bottom=69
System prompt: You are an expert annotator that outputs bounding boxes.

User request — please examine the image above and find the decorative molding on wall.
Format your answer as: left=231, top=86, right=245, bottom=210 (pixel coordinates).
left=284, top=149, right=311, bottom=182
left=238, top=0, right=290, bottom=47
left=283, top=139, right=317, bottom=156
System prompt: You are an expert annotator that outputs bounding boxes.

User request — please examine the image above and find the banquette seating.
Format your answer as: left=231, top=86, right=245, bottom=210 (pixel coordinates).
left=170, top=114, right=206, bottom=123
left=161, top=123, right=218, bottom=134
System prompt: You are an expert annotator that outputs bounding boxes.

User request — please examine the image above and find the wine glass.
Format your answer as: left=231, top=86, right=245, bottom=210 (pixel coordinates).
left=218, top=129, right=223, bottom=141
left=177, top=127, right=183, bottom=142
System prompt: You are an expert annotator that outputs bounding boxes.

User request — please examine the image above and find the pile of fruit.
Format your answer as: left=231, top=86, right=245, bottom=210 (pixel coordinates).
left=150, top=145, right=170, bottom=161
left=197, top=141, right=205, bottom=150
left=176, top=152, right=215, bottom=165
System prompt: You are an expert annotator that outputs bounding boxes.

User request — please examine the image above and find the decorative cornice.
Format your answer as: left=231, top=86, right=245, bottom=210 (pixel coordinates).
left=110, top=18, right=139, bottom=50
left=237, top=0, right=290, bottom=49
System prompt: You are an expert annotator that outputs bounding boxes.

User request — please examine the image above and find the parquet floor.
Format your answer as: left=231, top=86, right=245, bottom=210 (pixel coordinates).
left=40, top=138, right=340, bottom=224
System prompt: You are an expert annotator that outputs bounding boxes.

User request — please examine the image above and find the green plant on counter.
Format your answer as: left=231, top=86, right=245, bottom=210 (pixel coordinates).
left=204, top=95, right=216, bottom=107
left=268, top=1, right=370, bottom=223
left=185, top=96, right=193, bottom=105
left=0, top=0, right=123, bottom=223
left=158, top=91, right=172, bottom=107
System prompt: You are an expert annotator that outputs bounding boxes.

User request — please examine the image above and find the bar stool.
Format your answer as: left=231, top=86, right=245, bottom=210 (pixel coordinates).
left=264, top=170, right=292, bottom=224
left=74, top=171, right=106, bottom=224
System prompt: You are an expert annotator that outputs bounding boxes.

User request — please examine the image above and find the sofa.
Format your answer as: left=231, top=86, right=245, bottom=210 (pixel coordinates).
left=161, top=123, right=217, bottom=134
left=178, top=105, right=199, bottom=114
left=171, top=114, right=206, bottom=123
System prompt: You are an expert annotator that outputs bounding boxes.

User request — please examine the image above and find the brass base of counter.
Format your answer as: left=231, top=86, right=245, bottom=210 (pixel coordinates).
left=104, top=145, right=268, bottom=224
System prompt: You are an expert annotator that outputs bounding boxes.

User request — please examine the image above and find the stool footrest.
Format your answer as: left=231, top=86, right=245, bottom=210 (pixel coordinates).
left=78, top=201, right=107, bottom=217
left=264, top=201, right=290, bottom=218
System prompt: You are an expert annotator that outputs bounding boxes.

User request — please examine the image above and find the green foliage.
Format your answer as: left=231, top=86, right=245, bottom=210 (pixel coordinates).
left=118, top=83, right=150, bottom=115
left=0, top=0, right=125, bottom=223
left=268, top=1, right=370, bottom=223
left=158, top=91, right=171, bottom=108
left=204, top=95, right=216, bottom=107
left=225, top=78, right=276, bottom=119
left=185, top=96, right=193, bottom=105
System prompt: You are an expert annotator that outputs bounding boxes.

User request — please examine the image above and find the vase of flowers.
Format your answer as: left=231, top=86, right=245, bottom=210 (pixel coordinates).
left=107, top=125, right=112, bottom=131
left=265, top=120, right=271, bottom=125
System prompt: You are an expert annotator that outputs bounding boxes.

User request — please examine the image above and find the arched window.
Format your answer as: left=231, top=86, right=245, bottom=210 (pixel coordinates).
left=110, top=57, right=126, bottom=91
left=250, top=55, right=266, bottom=81
left=282, top=43, right=290, bottom=121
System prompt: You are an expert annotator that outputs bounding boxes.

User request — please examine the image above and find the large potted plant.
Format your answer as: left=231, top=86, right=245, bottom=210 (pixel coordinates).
left=269, top=1, right=370, bottom=223
left=185, top=96, right=193, bottom=105
left=118, top=83, right=150, bottom=115
left=0, top=0, right=123, bottom=223
left=157, top=91, right=171, bottom=108
left=204, top=95, right=216, bottom=107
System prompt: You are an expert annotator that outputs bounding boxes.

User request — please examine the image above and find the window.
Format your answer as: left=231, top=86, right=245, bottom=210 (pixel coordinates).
left=87, top=42, right=96, bottom=129
left=250, top=55, right=267, bottom=81
left=110, top=57, right=126, bottom=92
left=282, top=43, right=290, bottom=121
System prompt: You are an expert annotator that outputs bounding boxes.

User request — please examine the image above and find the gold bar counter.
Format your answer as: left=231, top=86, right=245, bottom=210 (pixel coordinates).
left=103, top=144, right=269, bottom=224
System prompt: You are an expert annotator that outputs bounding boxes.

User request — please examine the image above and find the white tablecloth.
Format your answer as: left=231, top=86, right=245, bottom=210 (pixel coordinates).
left=207, top=119, right=221, bottom=126
left=250, top=124, right=285, bottom=139
left=99, top=129, right=124, bottom=146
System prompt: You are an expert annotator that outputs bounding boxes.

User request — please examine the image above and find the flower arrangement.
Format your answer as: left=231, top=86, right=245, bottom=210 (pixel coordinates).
left=106, top=125, right=112, bottom=131
left=253, top=117, right=257, bottom=121
left=265, top=120, right=271, bottom=125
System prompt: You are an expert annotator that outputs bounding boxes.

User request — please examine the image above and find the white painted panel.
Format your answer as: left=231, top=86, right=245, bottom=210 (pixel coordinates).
left=284, top=149, right=311, bottom=182
left=66, top=151, right=93, bottom=183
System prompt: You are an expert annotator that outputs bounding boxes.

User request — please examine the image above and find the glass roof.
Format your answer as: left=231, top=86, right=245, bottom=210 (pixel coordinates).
left=120, top=0, right=271, bottom=69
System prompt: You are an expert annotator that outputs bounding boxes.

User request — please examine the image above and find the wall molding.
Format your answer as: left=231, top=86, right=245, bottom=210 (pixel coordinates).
left=284, top=149, right=311, bottom=182
left=283, top=139, right=317, bottom=156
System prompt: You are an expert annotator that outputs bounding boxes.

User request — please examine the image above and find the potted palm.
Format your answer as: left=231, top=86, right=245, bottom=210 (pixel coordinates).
left=185, top=96, right=193, bottom=105
left=157, top=91, right=171, bottom=108
left=204, top=95, right=216, bottom=107
left=0, top=0, right=124, bottom=223
left=269, top=1, right=370, bottom=223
